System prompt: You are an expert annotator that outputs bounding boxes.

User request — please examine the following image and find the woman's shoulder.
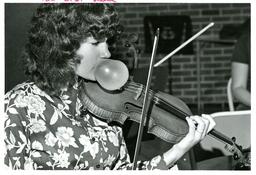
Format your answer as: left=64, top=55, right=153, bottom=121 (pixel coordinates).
left=5, top=82, right=35, bottom=97
left=5, top=81, right=54, bottom=104
left=5, top=82, right=33, bottom=97
left=11, top=81, right=34, bottom=89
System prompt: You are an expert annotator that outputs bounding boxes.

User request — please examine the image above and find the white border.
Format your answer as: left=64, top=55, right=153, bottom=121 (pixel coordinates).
left=0, top=1, right=255, bottom=175
left=0, top=0, right=254, bottom=3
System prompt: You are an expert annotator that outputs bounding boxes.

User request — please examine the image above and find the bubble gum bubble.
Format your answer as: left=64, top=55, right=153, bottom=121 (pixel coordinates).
left=94, top=59, right=129, bottom=91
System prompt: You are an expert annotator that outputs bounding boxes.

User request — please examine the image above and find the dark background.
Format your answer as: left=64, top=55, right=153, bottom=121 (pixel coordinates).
left=5, top=3, right=38, bottom=92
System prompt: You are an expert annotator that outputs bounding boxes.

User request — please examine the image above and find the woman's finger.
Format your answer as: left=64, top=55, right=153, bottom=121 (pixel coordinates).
left=185, top=117, right=196, bottom=136
left=202, top=114, right=216, bottom=133
left=193, top=115, right=209, bottom=137
left=201, top=115, right=210, bottom=137
left=190, top=116, right=205, bottom=140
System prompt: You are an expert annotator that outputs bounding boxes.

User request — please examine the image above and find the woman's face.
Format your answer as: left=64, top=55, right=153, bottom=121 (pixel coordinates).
left=75, top=36, right=111, bottom=80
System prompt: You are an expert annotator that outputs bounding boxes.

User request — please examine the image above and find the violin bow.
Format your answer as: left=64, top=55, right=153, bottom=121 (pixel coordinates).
left=132, top=28, right=160, bottom=170
left=154, top=22, right=214, bottom=67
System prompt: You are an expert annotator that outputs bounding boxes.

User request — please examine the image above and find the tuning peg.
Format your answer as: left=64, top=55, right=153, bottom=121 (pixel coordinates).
left=233, top=153, right=239, bottom=160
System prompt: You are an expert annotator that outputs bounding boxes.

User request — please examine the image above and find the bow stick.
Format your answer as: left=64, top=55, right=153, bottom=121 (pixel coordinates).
left=154, top=22, right=214, bottom=67
left=132, top=28, right=160, bottom=170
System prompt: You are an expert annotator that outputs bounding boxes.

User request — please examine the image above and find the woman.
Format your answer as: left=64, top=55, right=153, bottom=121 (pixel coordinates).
left=4, top=3, right=213, bottom=170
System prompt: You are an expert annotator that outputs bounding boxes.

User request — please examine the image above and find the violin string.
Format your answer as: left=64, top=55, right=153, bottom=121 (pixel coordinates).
left=125, top=81, right=156, bottom=100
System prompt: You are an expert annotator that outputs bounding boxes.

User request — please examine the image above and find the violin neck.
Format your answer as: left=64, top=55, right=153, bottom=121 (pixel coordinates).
left=209, top=129, right=234, bottom=146
left=155, top=97, right=189, bottom=120
left=155, top=98, right=237, bottom=147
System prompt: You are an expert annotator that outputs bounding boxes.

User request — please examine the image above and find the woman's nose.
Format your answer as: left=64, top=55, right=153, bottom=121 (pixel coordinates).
left=100, top=43, right=111, bottom=59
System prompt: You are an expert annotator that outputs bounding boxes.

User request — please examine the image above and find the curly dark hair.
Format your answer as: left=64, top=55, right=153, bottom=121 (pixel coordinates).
left=23, top=3, right=122, bottom=96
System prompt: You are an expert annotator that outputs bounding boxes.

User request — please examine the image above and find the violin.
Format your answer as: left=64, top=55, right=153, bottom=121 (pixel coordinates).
left=80, top=80, right=190, bottom=143
left=79, top=80, right=245, bottom=161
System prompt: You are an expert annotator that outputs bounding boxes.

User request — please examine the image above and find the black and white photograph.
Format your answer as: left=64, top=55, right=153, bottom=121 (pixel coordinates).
left=2, top=0, right=254, bottom=172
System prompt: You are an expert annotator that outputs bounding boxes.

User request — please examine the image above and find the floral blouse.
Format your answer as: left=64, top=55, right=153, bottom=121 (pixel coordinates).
left=4, top=81, right=171, bottom=170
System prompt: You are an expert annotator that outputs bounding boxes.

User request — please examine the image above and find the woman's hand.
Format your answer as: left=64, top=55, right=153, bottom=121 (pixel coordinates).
left=163, top=114, right=215, bottom=168
left=175, top=114, right=214, bottom=152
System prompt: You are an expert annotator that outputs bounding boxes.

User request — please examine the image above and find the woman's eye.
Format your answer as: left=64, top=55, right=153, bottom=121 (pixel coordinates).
left=91, top=41, right=100, bottom=46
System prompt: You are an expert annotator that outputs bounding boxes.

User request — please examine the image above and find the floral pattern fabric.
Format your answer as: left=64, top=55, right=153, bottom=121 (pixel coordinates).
left=4, top=82, right=170, bottom=170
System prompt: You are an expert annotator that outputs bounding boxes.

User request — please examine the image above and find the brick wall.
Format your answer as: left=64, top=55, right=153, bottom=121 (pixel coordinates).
left=114, top=3, right=250, bottom=113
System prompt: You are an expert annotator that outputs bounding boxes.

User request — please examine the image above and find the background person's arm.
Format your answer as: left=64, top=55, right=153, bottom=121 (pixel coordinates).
left=231, top=62, right=251, bottom=107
